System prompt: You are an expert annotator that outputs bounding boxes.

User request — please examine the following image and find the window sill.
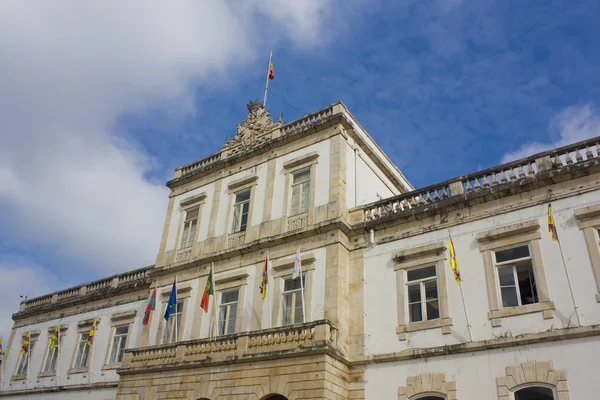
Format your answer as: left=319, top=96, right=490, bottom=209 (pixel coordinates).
left=11, top=374, right=26, bottom=381
left=396, top=317, right=453, bottom=341
left=101, top=363, right=121, bottom=371
left=488, top=301, right=555, bottom=326
left=67, top=367, right=89, bottom=375
left=37, top=371, right=57, bottom=378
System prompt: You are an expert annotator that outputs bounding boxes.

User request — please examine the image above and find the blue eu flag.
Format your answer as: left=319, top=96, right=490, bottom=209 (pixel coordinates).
left=164, top=280, right=177, bottom=321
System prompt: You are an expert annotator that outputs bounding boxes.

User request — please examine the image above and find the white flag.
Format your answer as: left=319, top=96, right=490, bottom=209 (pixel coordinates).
left=292, top=247, right=301, bottom=279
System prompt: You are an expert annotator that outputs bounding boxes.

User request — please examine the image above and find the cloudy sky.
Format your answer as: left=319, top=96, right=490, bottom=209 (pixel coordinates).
left=0, top=0, right=599, bottom=334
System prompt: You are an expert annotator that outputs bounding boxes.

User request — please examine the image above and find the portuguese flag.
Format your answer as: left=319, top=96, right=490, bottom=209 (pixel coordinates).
left=142, top=288, right=157, bottom=325
left=268, top=57, right=275, bottom=80
left=200, top=269, right=214, bottom=313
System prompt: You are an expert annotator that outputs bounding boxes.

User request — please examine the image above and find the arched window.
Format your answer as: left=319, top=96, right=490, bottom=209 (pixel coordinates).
left=413, top=396, right=445, bottom=400
left=514, top=386, right=555, bottom=400
left=263, top=395, right=288, bottom=400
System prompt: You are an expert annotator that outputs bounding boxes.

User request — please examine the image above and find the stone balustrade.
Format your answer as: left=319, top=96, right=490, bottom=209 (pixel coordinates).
left=121, top=320, right=339, bottom=371
left=362, top=136, right=600, bottom=222
left=20, top=266, right=152, bottom=312
left=281, top=105, right=335, bottom=136
left=177, top=152, right=222, bottom=178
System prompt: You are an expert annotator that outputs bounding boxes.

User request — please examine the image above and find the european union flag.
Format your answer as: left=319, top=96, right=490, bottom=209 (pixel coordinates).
left=164, top=279, right=177, bottom=321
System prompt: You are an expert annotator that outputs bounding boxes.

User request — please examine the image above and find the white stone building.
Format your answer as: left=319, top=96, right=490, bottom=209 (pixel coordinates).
left=1, top=101, right=599, bottom=400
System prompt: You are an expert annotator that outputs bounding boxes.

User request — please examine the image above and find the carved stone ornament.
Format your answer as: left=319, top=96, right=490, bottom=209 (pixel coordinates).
left=222, top=100, right=281, bottom=156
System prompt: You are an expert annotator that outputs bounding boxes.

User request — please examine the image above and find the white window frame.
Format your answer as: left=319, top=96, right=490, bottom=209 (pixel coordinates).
left=15, top=343, right=33, bottom=376
left=162, top=300, right=184, bottom=344
left=218, top=289, right=240, bottom=335
left=492, top=243, right=539, bottom=308
left=231, top=189, right=251, bottom=233
left=42, top=338, right=61, bottom=373
left=406, top=265, right=440, bottom=323
left=108, top=325, right=129, bottom=364
left=73, top=332, right=90, bottom=369
left=179, top=207, right=199, bottom=249
left=511, top=383, right=557, bottom=400
left=281, top=274, right=306, bottom=326
left=289, top=169, right=311, bottom=217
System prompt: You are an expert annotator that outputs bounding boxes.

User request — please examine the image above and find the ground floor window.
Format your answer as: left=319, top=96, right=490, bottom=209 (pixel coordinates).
left=514, top=386, right=555, bottom=400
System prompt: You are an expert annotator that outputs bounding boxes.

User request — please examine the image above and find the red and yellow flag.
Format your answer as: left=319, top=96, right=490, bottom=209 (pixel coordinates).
left=449, top=238, right=462, bottom=283
left=49, top=325, right=59, bottom=350
left=259, top=254, right=269, bottom=300
left=86, top=319, right=97, bottom=346
left=143, top=288, right=157, bottom=326
left=21, top=331, right=30, bottom=354
left=200, top=269, right=214, bottom=313
left=548, top=204, right=559, bottom=242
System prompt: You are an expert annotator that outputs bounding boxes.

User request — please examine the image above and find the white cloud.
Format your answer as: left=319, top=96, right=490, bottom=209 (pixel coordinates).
left=0, top=0, right=339, bottom=333
left=501, top=104, right=600, bottom=163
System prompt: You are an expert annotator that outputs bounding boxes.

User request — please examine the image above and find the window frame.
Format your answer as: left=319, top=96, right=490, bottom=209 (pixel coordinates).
left=156, top=283, right=192, bottom=345
left=179, top=206, right=200, bottom=249
left=225, top=175, right=258, bottom=247
left=289, top=169, right=311, bottom=217
left=406, top=265, right=440, bottom=324
left=162, top=300, right=184, bottom=344
left=512, top=384, right=556, bottom=400
left=398, top=372, right=457, bottom=400
left=477, top=220, right=554, bottom=327
left=211, top=270, right=249, bottom=336
left=12, top=331, right=38, bottom=379
left=282, top=151, right=319, bottom=232
left=574, top=204, right=600, bottom=302
left=281, top=273, right=307, bottom=326
left=72, top=332, right=91, bottom=370
left=231, top=189, right=251, bottom=234
left=393, top=242, right=452, bottom=341
left=492, top=243, right=539, bottom=308
left=218, top=288, right=240, bottom=335
left=39, top=326, right=67, bottom=377
left=67, top=318, right=98, bottom=375
left=497, top=361, right=568, bottom=400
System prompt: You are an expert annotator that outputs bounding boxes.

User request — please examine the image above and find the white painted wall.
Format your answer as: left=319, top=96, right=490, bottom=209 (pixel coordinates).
left=1, top=299, right=145, bottom=394
left=363, top=190, right=600, bottom=355
left=272, top=141, right=331, bottom=220
left=365, top=336, right=599, bottom=399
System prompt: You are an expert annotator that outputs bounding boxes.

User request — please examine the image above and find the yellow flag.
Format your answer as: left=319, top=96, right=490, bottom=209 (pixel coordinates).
left=49, top=325, right=59, bottom=350
left=449, top=238, right=462, bottom=283
left=21, top=331, right=30, bottom=354
left=86, top=319, right=97, bottom=346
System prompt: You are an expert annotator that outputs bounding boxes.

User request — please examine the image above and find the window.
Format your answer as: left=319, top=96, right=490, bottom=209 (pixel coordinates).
left=282, top=275, right=305, bottom=325
left=218, top=289, right=239, bottom=335
left=162, top=300, right=183, bottom=344
left=406, top=265, right=440, bottom=323
left=231, top=189, right=251, bottom=233
left=180, top=207, right=199, bottom=248
left=514, top=386, right=555, bottom=400
left=15, top=343, right=34, bottom=376
left=108, top=325, right=129, bottom=364
left=43, top=340, right=60, bottom=373
left=73, top=333, right=90, bottom=369
left=493, top=244, right=538, bottom=307
left=290, top=169, right=310, bottom=216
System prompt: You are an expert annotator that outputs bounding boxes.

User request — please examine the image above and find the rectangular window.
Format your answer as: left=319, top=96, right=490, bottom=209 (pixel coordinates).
left=406, top=265, right=440, bottom=323
left=108, top=325, right=129, bottom=364
left=180, top=208, right=199, bottom=248
left=162, top=300, right=183, bottom=344
left=290, top=169, right=310, bottom=216
left=15, top=342, right=34, bottom=375
left=282, top=275, right=305, bottom=325
left=231, top=190, right=251, bottom=233
left=218, top=289, right=239, bottom=335
left=43, top=340, right=60, bottom=372
left=73, top=333, right=90, bottom=369
left=493, top=244, right=538, bottom=307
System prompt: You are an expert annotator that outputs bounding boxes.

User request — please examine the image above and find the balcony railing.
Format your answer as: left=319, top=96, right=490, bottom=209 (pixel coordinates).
left=19, top=266, right=152, bottom=312
left=120, top=320, right=339, bottom=371
left=363, top=136, right=600, bottom=222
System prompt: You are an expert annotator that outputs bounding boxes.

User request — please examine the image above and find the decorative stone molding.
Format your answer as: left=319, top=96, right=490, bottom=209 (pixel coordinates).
left=496, top=361, right=569, bottom=400
left=179, top=192, right=207, bottom=207
left=287, top=212, right=308, bottom=231
left=398, top=372, right=457, bottom=400
left=282, top=151, right=320, bottom=170
left=221, top=101, right=281, bottom=157
left=227, top=232, right=247, bottom=247
left=477, top=220, right=553, bottom=326
left=574, top=203, right=600, bottom=302
left=175, top=248, right=192, bottom=263
left=227, top=174, right=258, bottom=190
left=394, top=242, right=452, bottom=340
left=111, top=310, right=137, bottom=324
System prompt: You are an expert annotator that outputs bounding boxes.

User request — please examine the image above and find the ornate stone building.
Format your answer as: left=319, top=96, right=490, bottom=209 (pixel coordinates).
left=2, top=101, right=600, bottom=400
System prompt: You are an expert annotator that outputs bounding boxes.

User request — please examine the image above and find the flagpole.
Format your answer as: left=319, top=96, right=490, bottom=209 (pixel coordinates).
left=557, top=240, right=581, bottom=327
left=449, top=234, right=473, bottom=342
left=268, top=252, right=273, bottom=329
left=56, top=323, right=60, bottom=388
left=27, top=330, right=31, bottom=389
left=211, top=262, right=219, bottom=339
left=458, top=282, right=473, bottom=342
left=1, top=335, right=4, bottom=392
left=298, top=247, right=307, bottom=323
left=175, top=275, right=179, bottom=342
left=263, top=51, right=272, bottom=107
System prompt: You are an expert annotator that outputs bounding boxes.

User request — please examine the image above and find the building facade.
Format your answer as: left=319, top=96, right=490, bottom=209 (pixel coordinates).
left=1, top=101, right=600, bottom=400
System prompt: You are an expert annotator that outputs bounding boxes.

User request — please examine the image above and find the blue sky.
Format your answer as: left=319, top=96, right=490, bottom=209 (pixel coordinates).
left=0, top=0, right=599, bottom=333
